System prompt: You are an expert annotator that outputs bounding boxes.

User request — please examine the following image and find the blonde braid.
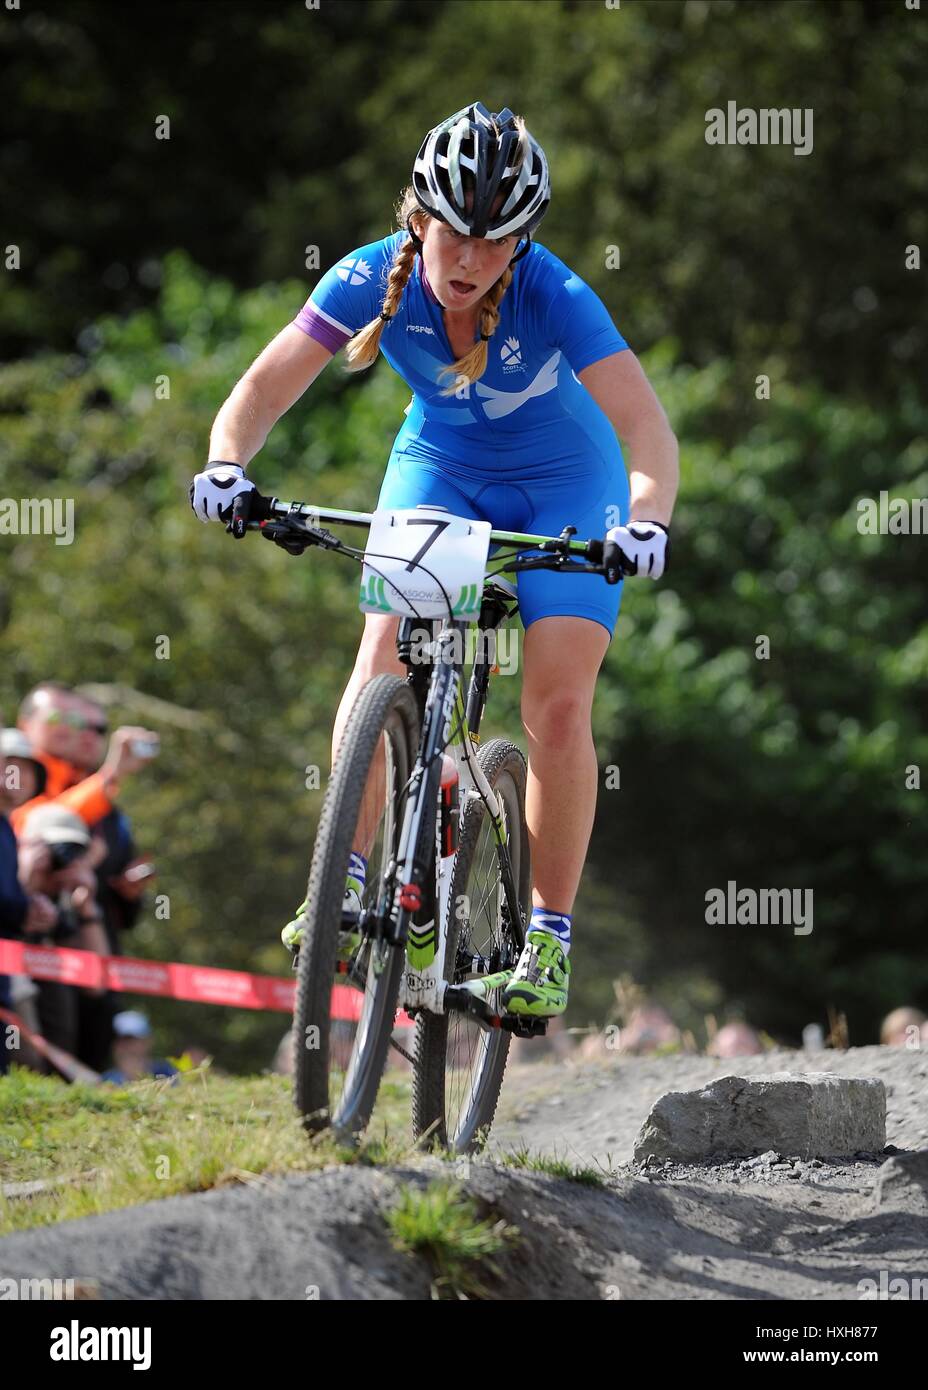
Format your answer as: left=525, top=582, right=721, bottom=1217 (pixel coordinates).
left=343, top=235, right=418, bottom=373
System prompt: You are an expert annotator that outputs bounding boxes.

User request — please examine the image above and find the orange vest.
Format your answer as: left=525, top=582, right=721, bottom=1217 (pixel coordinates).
left=9, top=752, right=115, bottom=837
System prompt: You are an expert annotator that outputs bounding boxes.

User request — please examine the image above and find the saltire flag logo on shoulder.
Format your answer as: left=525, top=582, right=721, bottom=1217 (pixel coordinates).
left=336, top=256, right=373, bottom=286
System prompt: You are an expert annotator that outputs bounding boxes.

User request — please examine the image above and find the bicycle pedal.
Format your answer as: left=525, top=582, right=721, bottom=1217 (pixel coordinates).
left=502, top=1015, right=549, bottom=1039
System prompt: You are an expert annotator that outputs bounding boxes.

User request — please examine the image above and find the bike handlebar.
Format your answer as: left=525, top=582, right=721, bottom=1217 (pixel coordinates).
left=230, top=488, right=632, bottom=582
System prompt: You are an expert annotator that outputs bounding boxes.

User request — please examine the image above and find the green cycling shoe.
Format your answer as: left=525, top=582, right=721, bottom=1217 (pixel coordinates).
left=501, top=929, right=570, bottom=1018
left=281, top=874, right=364, bottom=967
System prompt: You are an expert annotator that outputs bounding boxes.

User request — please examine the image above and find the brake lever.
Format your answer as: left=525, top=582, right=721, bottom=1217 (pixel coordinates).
left=259, top=520, right=343, bottom=557
left=259, top=522, right=316, bottom=556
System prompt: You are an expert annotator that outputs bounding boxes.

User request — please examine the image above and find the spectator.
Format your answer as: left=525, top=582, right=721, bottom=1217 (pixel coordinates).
left=11, top=684, right=157, bottom=1070
left=68, top=692, right=157, bottom=1071
left=707, top=1021, right=764, bottom=1057
left=100, top=1010, right=178, bottom=1085
left=15, top=804, right=108, bottom=1066
left=0, top=731, right=57, bottom=1074
left=11, top=681, right=159, bottom=837
left=0, top=727, right=48, bottom=806
left=880, top=1006, right=927, bottom=1048
left=618, top=1003, right=681, bottom=1055
left=15, top=682, right=81, bottom=793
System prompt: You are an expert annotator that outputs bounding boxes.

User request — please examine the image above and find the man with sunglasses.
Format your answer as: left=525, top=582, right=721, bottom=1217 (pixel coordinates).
left=10, top=682, right=158, bottom=834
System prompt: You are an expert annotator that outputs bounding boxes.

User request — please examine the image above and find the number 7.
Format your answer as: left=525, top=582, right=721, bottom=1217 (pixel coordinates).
left=404, top=518, right=451, bottom=573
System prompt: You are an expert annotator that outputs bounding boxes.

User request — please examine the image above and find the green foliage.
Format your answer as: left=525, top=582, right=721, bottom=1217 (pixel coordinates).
left=4, top=1, right=926, bottom=401
left=580, top=353, right=928, bottom=1042
left=386, top=1180, right=518, bottom=1298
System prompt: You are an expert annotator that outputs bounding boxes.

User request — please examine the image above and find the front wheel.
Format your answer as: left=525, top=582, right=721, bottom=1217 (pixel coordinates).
left=293, top=674, right=419, bottom=1143
left=413, top=738, right=530, bottom=1153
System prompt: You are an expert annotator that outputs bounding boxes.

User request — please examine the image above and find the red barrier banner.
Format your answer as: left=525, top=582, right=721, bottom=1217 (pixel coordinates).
left=0, top=940, right=413, bottom=1025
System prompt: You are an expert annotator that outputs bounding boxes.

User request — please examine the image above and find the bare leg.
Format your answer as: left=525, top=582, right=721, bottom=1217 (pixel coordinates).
left=520, top=616, right=611, bottom=916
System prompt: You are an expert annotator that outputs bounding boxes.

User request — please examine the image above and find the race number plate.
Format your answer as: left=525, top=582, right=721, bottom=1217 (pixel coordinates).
left=359, top=507, right=491, bottom=621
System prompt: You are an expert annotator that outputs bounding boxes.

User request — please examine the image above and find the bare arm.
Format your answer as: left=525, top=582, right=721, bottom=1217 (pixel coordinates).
left=578, top=350, right=679, bottom=526
left=209, top=326, right=334, bottom=468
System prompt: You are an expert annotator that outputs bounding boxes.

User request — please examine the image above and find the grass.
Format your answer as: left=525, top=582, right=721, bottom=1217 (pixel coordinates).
left=386, top=1180, right=519, bottom=1299
left=0, top=1063, right=413, bottom=1235
left=499, top=1142, right=607, bottom=1186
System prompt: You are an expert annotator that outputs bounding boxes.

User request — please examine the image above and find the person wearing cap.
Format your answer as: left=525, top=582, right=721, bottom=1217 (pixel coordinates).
left=0, top=727, right=49, bottom=807
left=13, top=804, right=108, bottom=1066
left=100, top=1010, right=178, bottom=1086
left=0, top=730, right=58, bottom=1070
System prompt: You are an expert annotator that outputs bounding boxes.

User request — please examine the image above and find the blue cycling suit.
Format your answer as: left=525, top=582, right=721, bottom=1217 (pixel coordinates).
left=293, top=231, right=630, bottom=636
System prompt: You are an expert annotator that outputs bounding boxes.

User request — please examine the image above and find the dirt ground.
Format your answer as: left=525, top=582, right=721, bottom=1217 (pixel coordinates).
left=0, top=1043, right=924, bottom=1299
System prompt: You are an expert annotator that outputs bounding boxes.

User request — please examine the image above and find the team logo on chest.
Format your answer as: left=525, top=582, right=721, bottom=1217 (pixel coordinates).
left=500, top=336, right=525, bottom=372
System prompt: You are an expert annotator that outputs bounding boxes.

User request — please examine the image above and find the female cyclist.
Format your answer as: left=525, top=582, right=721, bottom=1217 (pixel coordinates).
left=190, top=101, right=679, bottom=1019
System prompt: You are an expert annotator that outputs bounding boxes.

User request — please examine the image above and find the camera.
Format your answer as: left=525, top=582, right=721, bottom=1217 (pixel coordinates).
left=130, top=736, right=160, bottom=759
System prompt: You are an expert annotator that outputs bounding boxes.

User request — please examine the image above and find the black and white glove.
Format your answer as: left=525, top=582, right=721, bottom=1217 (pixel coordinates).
left=604, top=520, right=670, bottom=580
left=188, top=462, right=255, bottom=524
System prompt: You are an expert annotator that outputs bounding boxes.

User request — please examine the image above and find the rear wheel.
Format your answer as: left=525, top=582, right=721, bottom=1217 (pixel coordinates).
left=293, top=675, right=419, bottom=1142
left=413, top=738, right=530, bottom=1153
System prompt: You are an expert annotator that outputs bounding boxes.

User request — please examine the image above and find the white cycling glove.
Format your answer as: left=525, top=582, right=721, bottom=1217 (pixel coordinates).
left=605, top=520, right=670, bottom=580
left=189, top=462, right=254, bottom=524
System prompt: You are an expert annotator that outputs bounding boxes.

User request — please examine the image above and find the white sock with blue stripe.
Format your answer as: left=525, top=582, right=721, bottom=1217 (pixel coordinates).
left=527, top=907, right=572, bottom=955
left=347, top=851, right=367, bottom=891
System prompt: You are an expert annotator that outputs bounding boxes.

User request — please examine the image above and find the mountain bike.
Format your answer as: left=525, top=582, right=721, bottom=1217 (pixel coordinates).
left=231, top=488, right=630, bottom=1152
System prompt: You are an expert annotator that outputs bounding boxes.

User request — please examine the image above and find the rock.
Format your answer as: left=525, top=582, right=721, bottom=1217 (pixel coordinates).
left=632, top=1073, right=886, bottom=1164
left=870, top=1151, right=928, bottom=1216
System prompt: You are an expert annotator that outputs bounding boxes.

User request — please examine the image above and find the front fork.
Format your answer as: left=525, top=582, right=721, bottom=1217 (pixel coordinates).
left=389, top=628, right=519, bottom=1016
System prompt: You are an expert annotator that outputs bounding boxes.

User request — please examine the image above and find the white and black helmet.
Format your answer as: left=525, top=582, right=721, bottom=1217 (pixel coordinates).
left=411, top=102, right=550, bottom=248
